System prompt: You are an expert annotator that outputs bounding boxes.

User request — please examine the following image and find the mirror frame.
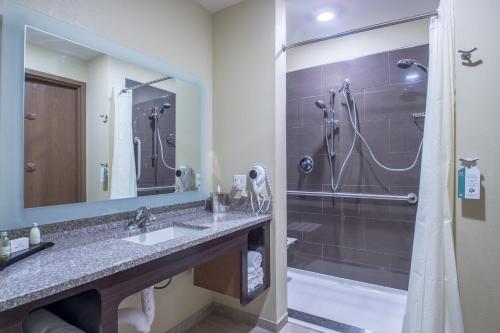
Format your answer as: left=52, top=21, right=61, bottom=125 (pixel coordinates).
left=0, top=0, right=209, bottom=230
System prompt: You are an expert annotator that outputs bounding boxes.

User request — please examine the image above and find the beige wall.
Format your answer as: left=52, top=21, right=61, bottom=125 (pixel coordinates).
left=85, top=54, right=112, bottom=201
left=176, top=79, right=202, bottom=172
left=287, top=19, right=430, bottom=72
left=455, top=0, right=500, bottom=332
left=1, top=1, right=214, bottom=332
left=212, top=0, right=288, bottom=325
left=25, top=43, right=89, bottom=81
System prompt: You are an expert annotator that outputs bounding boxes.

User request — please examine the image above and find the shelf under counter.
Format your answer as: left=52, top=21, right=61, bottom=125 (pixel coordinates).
left=193, top=221, right=271, bottom=305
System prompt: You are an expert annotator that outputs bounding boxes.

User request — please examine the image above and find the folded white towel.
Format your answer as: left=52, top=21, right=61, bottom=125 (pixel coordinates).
left=248, top=267, right=264, bottom=292
left=248, top=276, right=264, bottom=292
left=247, top=251, right=262, bottom=268
left=248, top=267, right=263, bottom=279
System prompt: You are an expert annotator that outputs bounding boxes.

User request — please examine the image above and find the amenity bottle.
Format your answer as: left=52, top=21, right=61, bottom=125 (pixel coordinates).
left=29, top=223, right=41, bottom=246
left=0, top=231, right=11, bottom=261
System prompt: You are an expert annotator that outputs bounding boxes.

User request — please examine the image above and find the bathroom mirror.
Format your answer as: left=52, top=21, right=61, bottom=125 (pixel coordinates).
left=23, top=27, right=201, bottom=208
left=0, top=1, right=208, bottom=229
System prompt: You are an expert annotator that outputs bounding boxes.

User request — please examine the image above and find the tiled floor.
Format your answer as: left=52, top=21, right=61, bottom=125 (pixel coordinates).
left=288, top=268, right=407, bottom=333
left=185, top=312, right=321, bottom=333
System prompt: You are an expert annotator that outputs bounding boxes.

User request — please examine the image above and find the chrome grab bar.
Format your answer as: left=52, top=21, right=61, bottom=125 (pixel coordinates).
left=137, top=185, right=175, bottom=192
left=134, top=137, right=141, bottom=181
left=287, top=190, right=418, bottom=204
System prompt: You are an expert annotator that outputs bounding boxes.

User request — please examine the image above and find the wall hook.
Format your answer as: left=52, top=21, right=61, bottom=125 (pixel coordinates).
left=100, top=114, right=108, bottom=123
left=458, top=48, right=483, bottom=67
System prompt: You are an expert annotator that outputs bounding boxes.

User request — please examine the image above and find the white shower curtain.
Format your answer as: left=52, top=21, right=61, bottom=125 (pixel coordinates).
left=110, top=87, right=137, bottom=199
left=402, top=0, right=463, bottom=332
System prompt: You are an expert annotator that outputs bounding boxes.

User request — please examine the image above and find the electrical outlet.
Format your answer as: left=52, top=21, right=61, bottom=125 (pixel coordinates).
left=233, top=174, right=247, bottom=191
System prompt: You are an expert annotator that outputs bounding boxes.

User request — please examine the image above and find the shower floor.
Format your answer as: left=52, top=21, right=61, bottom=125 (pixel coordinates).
left=287, top=268, right=407, bottom=333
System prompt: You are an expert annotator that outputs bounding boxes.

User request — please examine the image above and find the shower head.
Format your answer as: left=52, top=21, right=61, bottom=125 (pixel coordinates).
left=397, top=59, right=428, bottom=73
left=315, top=100, right=327, bottom=110
left=339, top=79, right=351, bottom=93
left=315, top=100, right=328, bottom=120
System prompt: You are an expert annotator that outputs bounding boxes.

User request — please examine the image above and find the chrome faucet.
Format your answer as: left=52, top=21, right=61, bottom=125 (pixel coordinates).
left=126, top=206, right=152, bottom=230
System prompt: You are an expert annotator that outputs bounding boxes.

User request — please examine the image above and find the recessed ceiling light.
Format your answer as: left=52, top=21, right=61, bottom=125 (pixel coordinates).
left=317, top=11, right=335, bottom=22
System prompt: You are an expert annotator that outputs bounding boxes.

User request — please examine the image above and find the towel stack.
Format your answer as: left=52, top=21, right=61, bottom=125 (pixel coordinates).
left=247, top=249, right=264, bottom=292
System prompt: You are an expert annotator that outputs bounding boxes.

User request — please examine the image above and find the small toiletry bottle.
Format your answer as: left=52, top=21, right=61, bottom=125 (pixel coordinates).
left=0, top=231, right=11, bottom=260
left=29, top=223, right=41, bottom=246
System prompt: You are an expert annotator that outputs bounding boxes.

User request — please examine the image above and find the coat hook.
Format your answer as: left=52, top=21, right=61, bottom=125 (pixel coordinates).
left=100, top=114, right=108, bottom=123
left=458, top=48, right=483, bottom=67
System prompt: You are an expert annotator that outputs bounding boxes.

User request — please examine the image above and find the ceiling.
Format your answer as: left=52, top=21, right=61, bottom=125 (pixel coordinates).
left=26, top=27, right=103, bottom=61
left=286, top=0, right=439, bottom=44
left=195, top=0, right=245, bottom=13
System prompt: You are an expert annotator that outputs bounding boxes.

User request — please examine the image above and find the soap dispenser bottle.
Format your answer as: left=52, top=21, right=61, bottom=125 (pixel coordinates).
left=29, top=223, right=41, bottom=246
left=0, top=231, right=11, bottom=260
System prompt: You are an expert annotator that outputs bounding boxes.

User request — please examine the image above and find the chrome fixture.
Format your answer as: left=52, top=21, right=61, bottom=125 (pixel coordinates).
left=409, top=112, right=426, bottom=120
left=314, top=89, right=337, bottom=191
left=458, top=48, right=483, bottom=67
left=298, top=155, right=314, bottom=174
left=121, top=76, right=173, bottom=94
left=397, top=59, right=429, bottom=73
left=287, top=190, right=418, bottom=204
left=134, top=137, right=142, bottom=180
left=315, top=100, right=328, bottom=119
left=126, top=206, right=152, bottom=230
left=166, top=133, right=176, bottom=147
left=339, top=79, right=352, bottom=97
left=397, top=58, right=429, bottom=119
left=283, top=11, right=438, bottom=51
left=149, top=103, right=171, bottom=167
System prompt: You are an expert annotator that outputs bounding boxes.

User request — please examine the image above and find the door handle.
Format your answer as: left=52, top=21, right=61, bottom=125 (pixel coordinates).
left=25, top=162, right=36, bottom=172
left=24, top=114, right=36, bottom=120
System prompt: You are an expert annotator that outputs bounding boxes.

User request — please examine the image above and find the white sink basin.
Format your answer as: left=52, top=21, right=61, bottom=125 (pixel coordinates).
left=123, top=226, right=205, bottom=246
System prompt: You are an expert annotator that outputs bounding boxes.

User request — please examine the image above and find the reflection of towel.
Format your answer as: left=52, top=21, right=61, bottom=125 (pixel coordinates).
left=110, top=87, right=137, bottom=199
left=23, top=309, right=85, bottom=333
left=248, top=267, right=264, bottom=292
left=247, top=251, right=262, bottom=268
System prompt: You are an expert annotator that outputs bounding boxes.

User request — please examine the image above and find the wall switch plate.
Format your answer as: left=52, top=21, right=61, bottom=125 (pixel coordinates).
left=233, top=175, right=247, bottom=191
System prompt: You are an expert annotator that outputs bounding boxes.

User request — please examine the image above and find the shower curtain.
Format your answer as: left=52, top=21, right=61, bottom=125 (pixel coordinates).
left=110, top=87, right=137, bottom=199
left=402, top=0, right=463, bottom=332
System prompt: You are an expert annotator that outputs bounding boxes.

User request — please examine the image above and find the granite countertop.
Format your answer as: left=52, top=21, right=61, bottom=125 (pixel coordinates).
left=0, top=206, right=271, bottom=312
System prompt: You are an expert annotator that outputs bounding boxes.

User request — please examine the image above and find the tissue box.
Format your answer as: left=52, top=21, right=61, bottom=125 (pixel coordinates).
left=11, top=237, right=29, bottom=253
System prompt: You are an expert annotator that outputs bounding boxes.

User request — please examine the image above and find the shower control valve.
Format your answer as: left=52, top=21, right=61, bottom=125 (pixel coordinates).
left=298, top=155, right=314, bottom=175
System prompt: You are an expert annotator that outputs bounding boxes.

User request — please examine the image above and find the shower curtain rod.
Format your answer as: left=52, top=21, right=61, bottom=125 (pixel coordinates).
left=283, top=11, right=438, bottom=51
left=287, top=190, right=418, bottom=204
left=120, top=76, right=173, bottom=94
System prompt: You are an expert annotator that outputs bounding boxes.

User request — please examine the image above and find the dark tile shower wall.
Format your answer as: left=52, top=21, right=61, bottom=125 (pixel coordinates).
left=286, top=44, right=428, bottom=290
left=126, top=79, right=176, bottom=195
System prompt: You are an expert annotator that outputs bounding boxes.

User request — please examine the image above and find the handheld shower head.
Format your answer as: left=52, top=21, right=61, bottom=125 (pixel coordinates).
left=315, top=100, right=327, bottom=110
left=315, top=100, right=328, bottom=120
left=397, top=59, right=428, bottom=73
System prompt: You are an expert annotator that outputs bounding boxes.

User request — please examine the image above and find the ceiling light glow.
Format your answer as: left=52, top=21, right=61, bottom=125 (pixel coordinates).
left=406, top=73, right=419, bottom=81
left=317, top=11, right=335, bottom=22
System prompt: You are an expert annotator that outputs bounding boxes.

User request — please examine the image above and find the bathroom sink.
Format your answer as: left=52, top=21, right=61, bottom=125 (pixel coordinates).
left=123, top=226, right=207, bottom=246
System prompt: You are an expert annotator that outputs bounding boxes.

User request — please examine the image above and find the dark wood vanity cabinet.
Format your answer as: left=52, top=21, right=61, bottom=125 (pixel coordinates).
left=0, top=220, right=271, bottom=333
left=194, top=222, right=271, bottom=305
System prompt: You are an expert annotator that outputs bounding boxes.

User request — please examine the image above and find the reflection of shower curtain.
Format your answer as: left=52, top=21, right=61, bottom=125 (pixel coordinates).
left=402, top=0, right=463, bottom=332
left=110, top=87, right=137, bottom=199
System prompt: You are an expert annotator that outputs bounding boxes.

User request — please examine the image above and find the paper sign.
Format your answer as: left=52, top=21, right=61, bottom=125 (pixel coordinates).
left=458, top=166, right=480, bottom=200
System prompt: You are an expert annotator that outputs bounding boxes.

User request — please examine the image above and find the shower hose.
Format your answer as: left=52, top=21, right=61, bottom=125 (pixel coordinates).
left=332, top=90, right=423, bottom=191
